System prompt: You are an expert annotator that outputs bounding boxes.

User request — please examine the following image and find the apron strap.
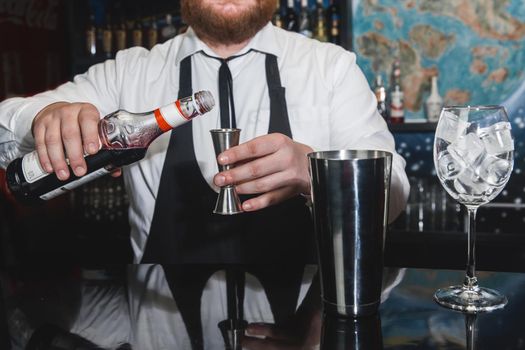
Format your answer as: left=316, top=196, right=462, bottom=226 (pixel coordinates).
left=179, top=55, right=193, bottom=99
left=266, top=54, right=292, bottom=137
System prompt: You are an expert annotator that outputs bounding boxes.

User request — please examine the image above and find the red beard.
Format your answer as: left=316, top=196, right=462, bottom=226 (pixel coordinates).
left=181, top=0, right=276, bottom=45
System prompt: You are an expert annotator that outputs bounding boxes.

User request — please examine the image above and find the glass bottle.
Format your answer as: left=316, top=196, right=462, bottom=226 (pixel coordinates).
left=132, top=18, right=144, bottom=47
left=389, top=58, right=404, bottom=124
left=374, top=74, right=388, bottom=121
left=284, top=0, right=299, bottom=32
left=6, top=91, right=215, bottom=204
left=102, top=13, right=113, bottom=58
left=272, top=0, right=284, bottom=28
left=147, top=17, right=159, bottom=49
left=327, top=0, right=341, bottom=45
left=85, top=10, right=97, bottom=56
left=389, top=85, right=404, bottom=124
left=313, top=0, right=328, bottom=42
left=161, top=13, right=177, bottom=41
left=425, top=75, right=444, bottom=122
left=298, top=0, right=312, bottom=38
left=114, top=14, right=127, bottom=52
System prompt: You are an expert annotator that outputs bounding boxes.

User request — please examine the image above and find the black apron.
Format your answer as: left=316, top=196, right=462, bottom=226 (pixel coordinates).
left=141, top=53, right=317, bottom=349
left=141, top=53, right=315, bottom=264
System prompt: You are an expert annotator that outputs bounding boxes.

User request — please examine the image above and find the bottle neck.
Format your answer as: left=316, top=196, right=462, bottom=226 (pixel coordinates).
left=100, top=92, right=214, bottom=150
left=153, top=101, right=190, bottom=132
left=430, top=76, right=439, bottom=96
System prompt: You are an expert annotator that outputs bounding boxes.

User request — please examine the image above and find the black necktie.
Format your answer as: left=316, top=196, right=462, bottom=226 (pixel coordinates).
left=202, top=50, right=252, bottom=128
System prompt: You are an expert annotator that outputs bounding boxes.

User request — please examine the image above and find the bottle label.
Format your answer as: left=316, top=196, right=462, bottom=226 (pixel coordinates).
left=390, top=102, right=404, bottom=117
left=39, top=167, right=111, bottom=201
left=390, top=90, right=404, bottom=121
left=154, top=102, right=188, bottom=132
left=375, top=88, right=386, bottom=102
left=390, top=107, right=404, bottom=118
left=22, top=150, right=49, bottom=183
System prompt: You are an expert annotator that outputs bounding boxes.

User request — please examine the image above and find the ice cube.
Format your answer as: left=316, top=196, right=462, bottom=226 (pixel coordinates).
left=447, top=133, right=485, bottom=168
left=435, top=111, right=470, bottom=143
left=476, top=154, right=512, bottom=187
left=478, top=122, right=514, bottom=155
left=453, top=168, right=492, bottom=200
left=436, top=150, right=464, bottom=180
left=459, top=108, right=469, bottom=122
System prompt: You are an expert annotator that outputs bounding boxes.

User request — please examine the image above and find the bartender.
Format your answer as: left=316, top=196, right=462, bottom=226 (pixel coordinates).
left=0, top=0, right=409, bottom=348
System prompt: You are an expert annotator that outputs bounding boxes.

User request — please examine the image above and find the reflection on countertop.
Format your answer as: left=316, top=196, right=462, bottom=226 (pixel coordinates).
left=2, top=266, right=525, bottom=350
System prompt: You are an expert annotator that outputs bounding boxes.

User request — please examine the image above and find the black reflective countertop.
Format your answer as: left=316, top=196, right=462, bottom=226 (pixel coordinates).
left=1, top=265, right=525, bottom=350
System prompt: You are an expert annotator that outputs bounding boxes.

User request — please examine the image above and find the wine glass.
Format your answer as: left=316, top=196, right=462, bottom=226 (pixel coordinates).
left=433, top=105, right=514, bottom=312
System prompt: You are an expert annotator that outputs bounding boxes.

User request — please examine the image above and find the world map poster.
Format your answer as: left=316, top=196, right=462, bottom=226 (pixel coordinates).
left=353, top=0, right=525, bottom=202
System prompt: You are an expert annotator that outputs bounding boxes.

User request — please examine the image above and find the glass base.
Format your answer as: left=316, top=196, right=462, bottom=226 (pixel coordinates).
left=434, top=285, right=507, bottom=313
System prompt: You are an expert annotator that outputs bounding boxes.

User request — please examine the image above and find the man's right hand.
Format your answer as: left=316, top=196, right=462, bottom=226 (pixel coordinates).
left=31, top=102, right=101, bottom=181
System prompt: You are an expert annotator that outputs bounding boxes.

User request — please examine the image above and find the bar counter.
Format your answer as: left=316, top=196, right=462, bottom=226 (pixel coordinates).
left=2, top=176, right=524, bottom=349
left=1, top=265, right=524, bottom=349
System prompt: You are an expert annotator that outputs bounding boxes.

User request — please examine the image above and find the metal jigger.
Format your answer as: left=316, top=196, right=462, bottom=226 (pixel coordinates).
left=211, top=128, right=243, bottom=215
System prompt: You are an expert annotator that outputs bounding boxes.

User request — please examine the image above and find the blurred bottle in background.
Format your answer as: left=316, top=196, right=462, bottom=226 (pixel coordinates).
left=374, top=73, right=389, bottom=121
left=161, top=14, right=177, bottom=41
left=389, top=57, right=404, bottom=124
left=272, top=0, right=284, bottom=28
left=114, top=13, right=127, bottom=53
left=131, top=18, right=143, bottom=47
left=102, top=13, right=113, bottom=58
left=146, top=17, right=159, bottom=49
left=327, top=0, right=341, bottom=45
left=298, top=0, right=312, bottom=38
left=85, top=8, right=97, bottom=57
left=285, top=0, right=299, bottom=32
left=425, top=75, right=444, bottom=123
left=313, top=0, right=328, bottom=42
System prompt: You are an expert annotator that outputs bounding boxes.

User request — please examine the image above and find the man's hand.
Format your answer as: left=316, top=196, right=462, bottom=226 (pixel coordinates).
left=241, top=308, right=322, bottom=350
left=213, top=133, right=313, bottom=212
left=31, top=102, right=120, bottom=180
left=242, top=323, right=302, bottom=350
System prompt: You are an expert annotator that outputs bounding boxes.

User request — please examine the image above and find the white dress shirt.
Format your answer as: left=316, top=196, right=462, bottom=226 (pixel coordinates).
left=0, top=23, right=410, bottom=262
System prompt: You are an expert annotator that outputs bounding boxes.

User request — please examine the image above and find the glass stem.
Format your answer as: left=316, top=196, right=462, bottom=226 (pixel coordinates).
left=464, top=206, right=478, bottom=288
left=465, top=314, right=477, bottom=350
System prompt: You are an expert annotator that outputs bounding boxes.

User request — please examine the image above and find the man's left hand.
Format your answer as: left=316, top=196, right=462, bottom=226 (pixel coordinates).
left=213, top=133, right=313, bottom=212
left=241, top=322, right=320, bottom=350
